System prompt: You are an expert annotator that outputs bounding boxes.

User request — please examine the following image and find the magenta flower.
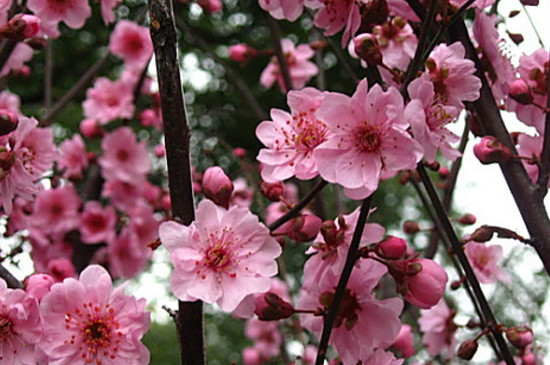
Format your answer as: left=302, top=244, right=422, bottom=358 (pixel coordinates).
left=80, top=201, right=117, bottom=244
left=314, top=79, right=423, bottom=199
left=58, top=134, right=88, bottom=179
left=259, top=0, right=306, bottom=21
left=98, top=127, right=151, bottom=184
left=83, top=77, right=135, bottom=124
left=256, top=87, right=330, bottom=182
left=372, top=17, right=418, bottom=70
left=27, top=0, right=91, bottom=30
left=464, top=241, right=509, bottom=284
left=0, top=279, right=42, bottom=365
left=39, top=265, right=150, bottom=365
left=96, top=0, right=123, bottom=25
left=418, top=299, right=458, bottom=358
left=160, top=199, right=282, bottom=312
left=109, top=20, right=153, bottom=70
left=309, top=0, right=361, bottom=46
left=30, top=185, right=81, bottom=236
left=0, top=43, right=33, bottom=77
left=260, top=38, right=318, bottom=92
left=298, top=260, right=403, bottom=364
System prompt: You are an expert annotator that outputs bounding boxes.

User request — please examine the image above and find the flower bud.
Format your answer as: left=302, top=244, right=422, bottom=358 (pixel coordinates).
left=79, top=118, right=104, bottom=138
left=520, top=0, right=539, bottom=5
left=260, top=181, right=284, bottom=202
left=403, top=258, right=448, bottom=309
left=254, top=292, right=294, bottom=321
left=229, top=44, right=257, bottom=62
left=522, top=352, right=537, bottom=365
left=469, top=226, right=494, bottom=242
left=354, top=33, right=382, bottom=66
left=0, top=111, right=18, bottom=136
left=509, top=79, right=534, bottom=105
left=154, top=144, right=165, bottom=158
left=506, top=326, right=533, bottom=349
left=198, top=0, right=223, bottom=12
left=286, top=214, right=322, bottom=242
left=438, top=166, right=450, bottom=180
left=392, top=324, right=415, bottom=358
left=202, top=166, right=234, bottom=208
left=459, top=213, right=477, bottom=225
left=0, top=14, right=40, bottom=40
left=473, top=136, right=513, bottom=165
left=47, top=258, right=76, bottom=282
left=25, top=273, right=54, bottom=302
left=376, top=236, right=408, bottom=259
left=232, top=147, right=246, bottom=158
left=402, top=220, right=420, bottom=234
left=457, top=339, right=478, bottom=360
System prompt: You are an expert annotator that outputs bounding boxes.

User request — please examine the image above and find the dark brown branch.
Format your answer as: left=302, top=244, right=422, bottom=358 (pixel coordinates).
left=535, top=50, right=550, bottom=196
left=0, top=40, right=17, bottom=74
left=266, top=15, right=293, bottom=92
left=148, top=1, right=203, bottom=365
left=416, top=164, right=514, bottom=364
left=0, top=263, right=23, bottom=289
left=315, top=195, right=374, bottom=365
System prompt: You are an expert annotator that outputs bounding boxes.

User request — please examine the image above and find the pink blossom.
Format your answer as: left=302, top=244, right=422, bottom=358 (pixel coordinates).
left=80, top=201, right=117, bottom=244
left=464, top=241, right=509, bottom=284
left=257, top=87, right=330, bottom=182
left=0, top=90, right=22, bottom=118
left=298, top=260, right=403, bottom=364
left=423, top=42, right=481, bottom=108
left=58, top=133, right=88, bottom=179
left=517, top=133, right=545, bottom=185
left=127, top=199, right=160, bottom=245
left=260, top=38, right=318, bottom=92
left=229, top=43, right=257, bottom=62
left=0, top=43, right=33, bottom=77
left=372, top=17, right=418, bottom=70
left=310, top=0, right=361, bottom=46
left=160, top=199, right=282, bottom=312
left=407, top=77, right=461, bottom=162
left=102, top=179, right=144, bottom=211
left=242, top=346, right=263, bottom=365
left=313, top=79, right=423, bottom=199
left=109, top=20, right=153, bottom=70
left=259, top=0, right=305, bottom=21
left=392, top=324, right=415, bottom=358
left=229, top=177, right=254, bottom=208
left=303, top=208, right=385, bottom=287
left=95, top=0, right=122, bottom=25
left=30, top=185, right=81, bottom=235
left=245, top=318, right=282, bottom=358
left=25, top=273, right=55, bottom=302
left=202, top=166, right=234, bottom=208
left=108, top=228, right=152, bottom=279
left=98, top=126, right=151, bottom=183
left=83, top=77, right=135, bottom=124
left=39, top=265, right=150, bottom=365
left=47, top=257, right=77, bottom=282
left=0, top=279, right=42, bottom=365
left=418, top=299, right=458, bottom=358
left=27, top=0, right=91, bottom=30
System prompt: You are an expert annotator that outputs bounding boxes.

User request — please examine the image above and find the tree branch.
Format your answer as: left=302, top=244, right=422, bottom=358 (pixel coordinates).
left=535, top=50, right=550, bottom=196
left=266, top=15, right=293, bottom=92
left=148, top=1, right=204, bottom=364
left=0, top=263, right=23, bottom=289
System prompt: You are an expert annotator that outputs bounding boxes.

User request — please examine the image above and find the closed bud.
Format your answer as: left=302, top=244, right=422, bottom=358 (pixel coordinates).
left=354, top=33, right=382, bottom=66
left=402, top=220, right=420, bottom=234
left=198, top=0, right=223, bottom=13
left=0, top=14, right=40, bottom=41
left=376, top=236, right=408, bottom=259
left=202, top=166, right=234, bottom=208
left=438, top=166, right=450, bottom=180
left=459, top=213, right=477, bottom=225
left=229, top=43, right=257, bottom=62
left=232, top=147, right=246, bottom=158
left=506, top=326, right=533, bottom=349
left=0, top=112, right=18, bottom=136
left=469, top=226, right=494, bottom=242
left=254, top=292, right=295, bottom=321
left=260, top=181, right=284, bottom=202
left=286, top=214, right=322, bottom=242
left=473, top=136, right=513, bottom=165
left=25, top=273, right=54, bottom=302
left=457, top=339, right=478, bottom=360
left=509, top=79, right=533, bottom=105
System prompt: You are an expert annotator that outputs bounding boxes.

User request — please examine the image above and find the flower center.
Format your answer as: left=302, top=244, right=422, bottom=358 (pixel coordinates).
left=0, top=314, right=13, bottom=341
left=354, top=124, right=382, bottom=153
left=293, top=117, right=328, bottom=153
left=319, top=288, right=361, bottom=330
left=204, top=244, right=231, bottom=271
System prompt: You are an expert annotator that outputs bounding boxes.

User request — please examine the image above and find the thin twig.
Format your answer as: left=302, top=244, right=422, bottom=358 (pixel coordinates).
left=0, top=263, right=23, bottom=289
left=266, top=15, right=293, bottom=92
left=0, top=40, right=17, bottom=74
left=521, top=4, right=545, bottom=48
left=325, top=36, right=359, bottom=84
left=315, top=195, right=374, bottom=365
left=535, top=48, right=550, bottom=197
left=148, top=1, right=203, bottom=364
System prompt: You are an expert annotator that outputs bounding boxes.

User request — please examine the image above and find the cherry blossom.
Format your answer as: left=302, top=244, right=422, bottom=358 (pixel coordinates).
left=258, top=0, right=306, bottom=21
left=27, top=0, right=91, bottom=30
left=314, top=79, right=423, bottom=199
left=160, top=199, right=282, bottom=312
left=372, top=17, right=418, bottom=70
left=260, top=38, right=318, bottom=92
left=309, top=0, right=361, bottom=46
left=96, top=0, right=123, bottom=25
left=109, top=20, right=153, bottom=70
left=80, top=201, right=117, bottom=244
left=58, top=134, right=89, bottom=179
left=464, top=241, right=509, bottom=284
left=39, top=265, right=151, bottom=365
left=30, top=185, right=81, bottom=236
left=418, top=299, right=458, bottom=358
left=256, top=87, right=329, bottom=182
left=108, top=227, right=152, bottom=279
left=82, top=77, right=135, bottom=124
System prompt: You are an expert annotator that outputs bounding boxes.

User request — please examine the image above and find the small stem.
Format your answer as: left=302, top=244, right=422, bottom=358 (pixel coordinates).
left=0, top=263, right=23, bottom=289
left=266, top=15, right=293, bottom=92
left=315, top=195, right=374, bottom=365
left=521, top=4, right=545, bottom=48
left=325, top=36, right=360, bottom=84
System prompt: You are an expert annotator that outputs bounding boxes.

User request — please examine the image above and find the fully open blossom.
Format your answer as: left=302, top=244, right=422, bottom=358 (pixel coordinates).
left=422, top=42, right=481, bottom=108
left=58, top=134, right=88, bottom=179
left=298, top=260, right=403, bottom=364
left=314, top=79, right=423, bottom=199
left=108, top=227, right=152, bottom=279
left=0, top=279, right=42, bottom=365
left=257, top=87, right=329, bottom=182
left=418, top=299, right=458, bottom=358
left=109, top=20, right=153, bottom=70
left=464, top=241, right=509, bottom=284
left=160, top=199, right=282, bottom=312
left=39, top=265, right=150, bottom=365
left=259, top=0, right=306, bottom=21
left=27, top=0, right=91, bottom=30
left=372, top=17, right=418, bottom=70
left=98, top=126, right=151, bottom=183
left=83, top=77, right=135, bottom=124
left=260, top=38, right=318, bottom=92
left=31, top=185, right=81, bottom=235
left=80, top=201, right=117, bottom=244
left=309, top=0, right=361, bottom=46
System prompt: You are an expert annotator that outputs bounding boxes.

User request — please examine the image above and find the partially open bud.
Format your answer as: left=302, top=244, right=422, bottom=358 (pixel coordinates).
left=285, top=214, right=322, bottom=242
left=25, top=273, right=54, bottom=302
left=320, top=220, right=345, bottom=246
left=509, top=79, right=534, bottom=105
left=459, top=213, right=477, bottom=225
left=506, top=326, right=534, bottom=349
left=457, top=339, right=479, bottom=360
left=202, top=166, right=234, bottom=208
left=254, top=292, right=294, bottom=321
left=402, top=220, right=420, bottom=234
left=0, top=112, right=18, bottom=135
left=376, top=236, right=408, bottom=259
left=400, top=258, right=448, bottom=309
left=354, top=33, right=382, bottom=66
left=79, top=118, right=104, bottom=138
left=473, top=136, right=513, bottom=165
left=0, top=14, right=40, bottom=41
left=229, top=43, right=258, bottom=62
left=260, top=181, right=284, bottom=202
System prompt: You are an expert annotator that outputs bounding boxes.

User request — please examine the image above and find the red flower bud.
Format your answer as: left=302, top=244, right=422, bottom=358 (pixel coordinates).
left=285, top=214, right=322, bottom=242
left=506, top=326, right=533, bottom=349
left=229, top=43, right=258, bottom=62
left=202, top=166, right=234, bottom=208
left=473, top=136, right=513, bottom=165
left=254, top=292, right=295, bottom=321
left=260, top=181, right=284, bottom=202
left=354, top=33, right=382, bottom=66
left=459, top=213, right=477, bottom=225
left=376, top=236, right=408, bottom=259
left=509, top=79, right=534, bottom=105
left=457, top=339, right=478, bottom=360
left=402, top=220, right=420, bottom=234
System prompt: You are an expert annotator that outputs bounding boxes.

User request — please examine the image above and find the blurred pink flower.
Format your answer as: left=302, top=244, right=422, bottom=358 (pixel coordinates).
left=83, top=77, right=135, bottom=124
left=58, top=134, right=88, bottom=179
left=259, top=0, right=305, bottom=21
left=108, top=227, right=152, bottom=279
left=160, top=199, right=282, bottom=312
left=309, top=0, right=361, bottom=46
left=109, top=20, right=153, bottom=70
left=418, top=299, right=458, bottom=358
left=96, top=0, right=122, bottom=25
left=31, top=185, right=81, bottom=235
left=80, top=201, right=117, bottom=244
left=39, top=265, right=150, bottom=365
left=464, top=241, right=509, bottom=284
left=27, top=0, right=91, bottom=30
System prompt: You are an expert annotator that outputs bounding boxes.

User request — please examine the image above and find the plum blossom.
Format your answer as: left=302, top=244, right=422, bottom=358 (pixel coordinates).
left=31, top=185, right=81, bottom=235
left=258, top=0, right=306, bottom=21
left=39, top=265, right=150, bottom=365
left=27, top=0, right=91, bottom=30
left=372, top=17, right=418, bottom=70
left=80, top=201, right=117, bottom=244
left=464, top=241, right=509, bottom=284
left=422, top=42, right=481, bottom=108
left=98, top=126, right=151, bottom=184
left=260, top=38, right=318, bottom=92
left=418, top=299, right=458, bottom=358
left=0, top=279, right=42, bottom=365
left=309, top=0, right=361, bottom=46
left=517, top=133, right=546, bottom=185
left=83, top=77, right=135, bottom=124
left=109, top=20, right=153, bottom=70
left=313, top=79, right=423, bottom=199
left=0, top=43, right=33, bottom=78
left=96, top=0, right=123, bottom=25
left=256, top=87, right=329, bottom=182
left=108, top=227, right=152, bottom=279
left=58, top=134, right=88, bottom=179
left=298, top=259, right=403, bottom=365
left=160, top=199, right=282, bottom=312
